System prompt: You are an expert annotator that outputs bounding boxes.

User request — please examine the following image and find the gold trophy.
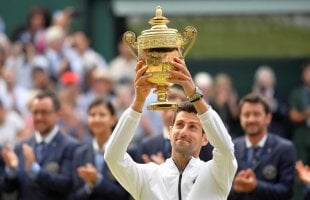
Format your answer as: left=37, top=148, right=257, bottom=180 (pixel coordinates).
left=123, top=6, right=197, bottom=110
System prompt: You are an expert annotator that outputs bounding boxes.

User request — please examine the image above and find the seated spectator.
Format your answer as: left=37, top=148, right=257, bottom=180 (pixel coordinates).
left=58, top=72, right=86, bottom=142
left=1, top=90, right=79, bottom=200
left=209, top=73, right=240, bottom=138
left=0, top=100, right=27, bottom=145
left=0, top=67, right=30, bottom=117
left=194, top=71, right=214, bottom=103
left=70, top=98, right=129, bottom=200
left=77, top=68, right=115, bottom=123
left=228, top=93, right=296, bottom=200
left=70, top=31, right=108, bottom=91
left=11, top=6, right=50, bottom=53
left=253, top=65, right=288, bottom=138
left=109, top=40, right=136, bottom=84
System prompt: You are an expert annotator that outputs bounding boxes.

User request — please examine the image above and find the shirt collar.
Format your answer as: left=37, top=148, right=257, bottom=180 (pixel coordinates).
left=35, top=126, right=59, bottom=144
left=92, top=138, right=108, bottom=153
left=245, top=134, right=268, bottom=148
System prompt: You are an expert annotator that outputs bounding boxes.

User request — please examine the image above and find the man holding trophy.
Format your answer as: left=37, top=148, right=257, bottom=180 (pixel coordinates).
left=104, top=6, right=237, bottom=200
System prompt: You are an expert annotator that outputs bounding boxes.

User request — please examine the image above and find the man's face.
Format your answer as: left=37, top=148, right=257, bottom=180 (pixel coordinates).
left=169, top=111, right=206, bottom=157
left=240, top=102, right=271, bottom=136
left=31, top=97, right=58, bottom=135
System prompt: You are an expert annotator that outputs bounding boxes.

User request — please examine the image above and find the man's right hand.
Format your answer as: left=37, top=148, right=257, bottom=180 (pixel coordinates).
left=131, top=60, right=156, bottom=112
left=2, top=146, right=19, bottom=169
left=296, top=160, right=310, bottom=184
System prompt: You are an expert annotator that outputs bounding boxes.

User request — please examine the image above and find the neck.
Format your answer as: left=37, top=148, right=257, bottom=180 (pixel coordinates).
left=95, top=133, right=110, bottom=150
left=171, top=151, right=191, bottom=172
left=248, top=131, right=267, bottom=146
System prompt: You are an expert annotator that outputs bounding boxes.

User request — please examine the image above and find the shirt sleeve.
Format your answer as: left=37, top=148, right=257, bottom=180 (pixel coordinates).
left=104, top=107, right=144, bottom=199
left=198, top=107, right=237, bottom=193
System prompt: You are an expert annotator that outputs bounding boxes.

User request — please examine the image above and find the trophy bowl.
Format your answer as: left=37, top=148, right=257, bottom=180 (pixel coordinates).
left=123, top=6, right=197, bottom=110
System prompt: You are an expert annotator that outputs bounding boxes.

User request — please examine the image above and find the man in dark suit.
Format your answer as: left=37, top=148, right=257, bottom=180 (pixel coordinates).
left=2, top=90, right=79, bottom=200
left=228, top=93, right=296, bottom=200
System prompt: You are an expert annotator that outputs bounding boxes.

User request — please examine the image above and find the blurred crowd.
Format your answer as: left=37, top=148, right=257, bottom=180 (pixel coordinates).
left=0, top=6, right=138, bottom=145
left=0, top=5, right=310, bottom=200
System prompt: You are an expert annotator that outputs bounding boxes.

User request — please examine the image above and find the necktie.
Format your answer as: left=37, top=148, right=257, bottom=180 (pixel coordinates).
left=247, top=146, right=261, bottom=168
left=36, top=142, right=47, bottom=164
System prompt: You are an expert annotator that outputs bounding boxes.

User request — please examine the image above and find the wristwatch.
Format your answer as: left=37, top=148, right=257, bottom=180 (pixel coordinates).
left=188, top=86, right=203, bottom=103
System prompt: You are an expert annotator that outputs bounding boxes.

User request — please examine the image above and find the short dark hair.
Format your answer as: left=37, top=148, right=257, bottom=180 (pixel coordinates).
left=33, top=90, right=61, bottom=111
left=239, top=93, right=270, bottom=114
left=176, top=101, right=197, bottom=115
left=173, top=101, right=205, bottom=134
left=172, top=101, right=198, bottom=124
left=87, top=98, right=115, bottom=116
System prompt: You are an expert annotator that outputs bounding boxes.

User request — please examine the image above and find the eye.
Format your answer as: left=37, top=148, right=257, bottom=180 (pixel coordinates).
left=189, top=124, right=198, bottom=131
left=242, top=112, right=249, bottom=118
left=175, top=121, right=184, bottom=129
left=89, top=113, right=96, bottom=117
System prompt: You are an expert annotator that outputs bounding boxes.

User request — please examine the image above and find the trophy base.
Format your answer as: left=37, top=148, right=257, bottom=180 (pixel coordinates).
left=147, top=101, right=178, bottom=110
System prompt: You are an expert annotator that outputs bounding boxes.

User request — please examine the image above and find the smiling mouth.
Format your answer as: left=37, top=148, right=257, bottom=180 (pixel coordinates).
left=176, top=139, right=189, bottom=143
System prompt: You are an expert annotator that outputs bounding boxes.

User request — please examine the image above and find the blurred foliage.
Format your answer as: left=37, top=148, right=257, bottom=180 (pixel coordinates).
left=128, top=16, right=310, bottom=59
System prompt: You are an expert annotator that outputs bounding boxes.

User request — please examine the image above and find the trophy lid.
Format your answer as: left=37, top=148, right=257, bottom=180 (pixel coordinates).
left=137, top=6, right=182, bottom=50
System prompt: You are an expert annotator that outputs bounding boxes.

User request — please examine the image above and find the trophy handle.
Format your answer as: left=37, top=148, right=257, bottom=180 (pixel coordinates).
left=181, top=26, right=197, bottom=58
left=123, top=31, right=138, bottom=60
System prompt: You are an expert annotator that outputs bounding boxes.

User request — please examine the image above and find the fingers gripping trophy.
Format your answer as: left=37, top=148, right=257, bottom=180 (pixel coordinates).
left=123, top=6, right=197, bottom=110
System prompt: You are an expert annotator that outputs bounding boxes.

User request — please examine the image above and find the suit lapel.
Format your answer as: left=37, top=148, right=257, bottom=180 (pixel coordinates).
left=88, top=145, right=96, bottom=165
left=253, top=135, right=273, bottom=170
left=40, top=132, right=61, bottom=165
left=236, top=139, right=248, bottom=170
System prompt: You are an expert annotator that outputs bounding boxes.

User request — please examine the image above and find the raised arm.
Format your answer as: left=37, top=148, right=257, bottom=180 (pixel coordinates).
left=104, top=60, right=155, bottom=199
left=168, top=57, right=237, bottom=196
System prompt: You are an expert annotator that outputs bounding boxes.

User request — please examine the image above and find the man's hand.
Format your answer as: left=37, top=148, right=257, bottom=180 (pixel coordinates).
left=77, top=163, right=99, bottom=188
left=141, top=152, right=165, bottom=164
left=22, top=144, right=36, bottom=170
left=131, top=60, right=156, bottom=112
left=2, top=145, right=19, bottom=169
left=233, top=169, right=257, bottom=193
left=168, top=57, right=209, bottom=114
left=296, top=160, right=310, bottom=184
left=168, top=57, right=196, bottom=97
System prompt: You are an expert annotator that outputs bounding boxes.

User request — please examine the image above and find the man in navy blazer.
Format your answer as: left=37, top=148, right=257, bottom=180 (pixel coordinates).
left=2, top=90, right=79, bottom=200
left=228, top=93, right=296, bottom=200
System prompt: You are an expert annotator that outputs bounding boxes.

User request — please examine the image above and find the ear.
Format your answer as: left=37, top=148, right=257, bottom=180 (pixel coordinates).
left=110, top=115, right=117, bottom=128
left=266, top=113, right=272, bottom=125
left=201, top=134, right=209, bottom=147
left=168, top=126, right=173, bottom=140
